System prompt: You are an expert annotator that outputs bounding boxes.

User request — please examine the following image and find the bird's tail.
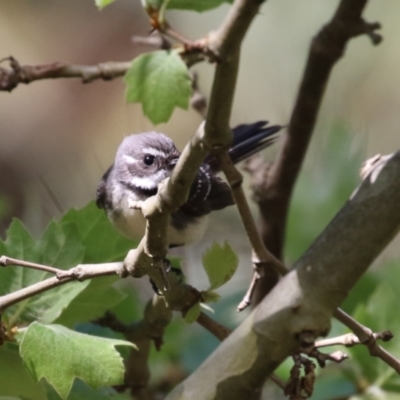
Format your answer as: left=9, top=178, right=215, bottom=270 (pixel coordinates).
left=205, top=121, right=282, bottom=172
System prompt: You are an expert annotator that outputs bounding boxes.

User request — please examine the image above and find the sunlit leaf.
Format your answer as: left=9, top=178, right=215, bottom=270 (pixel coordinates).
left=202, top=242, right=238, bottom=291
left=124, top=50, right=192, bottom=124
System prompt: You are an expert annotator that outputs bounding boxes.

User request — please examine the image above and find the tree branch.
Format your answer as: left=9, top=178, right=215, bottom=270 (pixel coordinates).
left=315, top=330, right=393, bottom=348
left=0, top=57, right=132, bottom=91
left=334, top=308, right=400, bottom=373
left=165, top=151, right=400, bottom=399
left=0, top=255, right=62, bottom=275
left=218, top=153, right=287, bottom=310
left=124, top=0, right=267, bottom=307
left=0, top=262, right=124, bottom=311
left=0, top=45, right=207, bottom=92
left=252, top=0, right=382, bottom=304
left=196, top=312, right=232, bottom=341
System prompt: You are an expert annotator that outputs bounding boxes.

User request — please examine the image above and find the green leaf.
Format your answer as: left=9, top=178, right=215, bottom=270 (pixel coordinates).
left=201, top=290, right=221, bottom=303
left=45, top=379, right=130, bottom=400
left=94, top=0, right=116, bottom=10
left=184, top=302, right=201, bottom=324
left=20, top=323, right=135, bottom=399
left=124, top=50, right=192, bottom=124
left=0, top=344, right=46, bottom=400
left=61, top=202, right=136, bottom=264
left=0, top=202, right=134, bottom=328
left=167, top=0, right=232, bottom=11
left=202, top=242, right=238, bottom=290
left=0, top=220, right=88, bottom=326
left=108, top=288, right=142, bottom=324
left=286, top=124, right=363, bottom=263
left=55, top=276, right=126, bottom=328
left=38, top=221, right=84, bottom=268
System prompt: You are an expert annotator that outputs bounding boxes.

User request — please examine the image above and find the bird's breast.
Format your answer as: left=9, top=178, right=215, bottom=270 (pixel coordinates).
left=110, top=204, right=209, bottom=246
left=110, top=206, right=147, bottom=242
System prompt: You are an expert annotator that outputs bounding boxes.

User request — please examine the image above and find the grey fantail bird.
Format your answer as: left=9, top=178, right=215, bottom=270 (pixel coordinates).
left=96, top=121, right=281, bottom=247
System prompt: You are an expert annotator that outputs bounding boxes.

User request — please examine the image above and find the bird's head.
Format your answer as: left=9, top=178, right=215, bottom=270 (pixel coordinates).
left=114, top=132, right=180, bottom=192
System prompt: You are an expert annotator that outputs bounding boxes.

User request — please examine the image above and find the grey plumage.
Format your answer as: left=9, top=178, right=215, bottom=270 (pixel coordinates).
left=96, top=121, right=281, bottom=246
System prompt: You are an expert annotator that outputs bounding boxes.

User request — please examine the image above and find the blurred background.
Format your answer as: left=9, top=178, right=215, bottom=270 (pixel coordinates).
left=1, top=1, right=400, bottom=398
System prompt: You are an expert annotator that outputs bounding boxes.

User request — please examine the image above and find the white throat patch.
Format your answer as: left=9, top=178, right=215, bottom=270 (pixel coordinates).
left=129, top=169, right=166, bottom=190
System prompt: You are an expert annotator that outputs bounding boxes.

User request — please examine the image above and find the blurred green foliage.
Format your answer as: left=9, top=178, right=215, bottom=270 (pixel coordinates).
left=124, top=50, right=192, bottom=124
left=286, top=123, right=364, bottom=264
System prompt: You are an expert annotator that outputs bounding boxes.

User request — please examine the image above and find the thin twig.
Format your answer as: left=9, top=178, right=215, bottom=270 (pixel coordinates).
left=0, top=261, right=125, bottom=311
left=0, top=51, right=207, bottom=92
left=218, top=152, right=288, bottom=310
left=315, top=331, right=393, bottom=348
left=300, top=346, right=349, bottom=368
left=132, top=34, right=172, bottom=49
left=237, top=271, right=258, bottom=312
left=196, top=312, right=231, bottom=341
left=219, top=154, right=286, bottom=273
left=334, top=308, right=400, bottom=373
left=0, top=57, right=132, bottom=91
left=0, top=255, right=62, bottom=275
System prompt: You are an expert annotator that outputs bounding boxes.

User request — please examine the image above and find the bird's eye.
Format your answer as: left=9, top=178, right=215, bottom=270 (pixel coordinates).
left=143, top=154, right=155, bottom=166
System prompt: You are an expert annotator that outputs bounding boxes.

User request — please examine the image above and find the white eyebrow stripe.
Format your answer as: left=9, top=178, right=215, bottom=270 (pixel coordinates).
left=123, top=155, right=140, bottom=164
left=142, top=148, right=167, bottom=157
